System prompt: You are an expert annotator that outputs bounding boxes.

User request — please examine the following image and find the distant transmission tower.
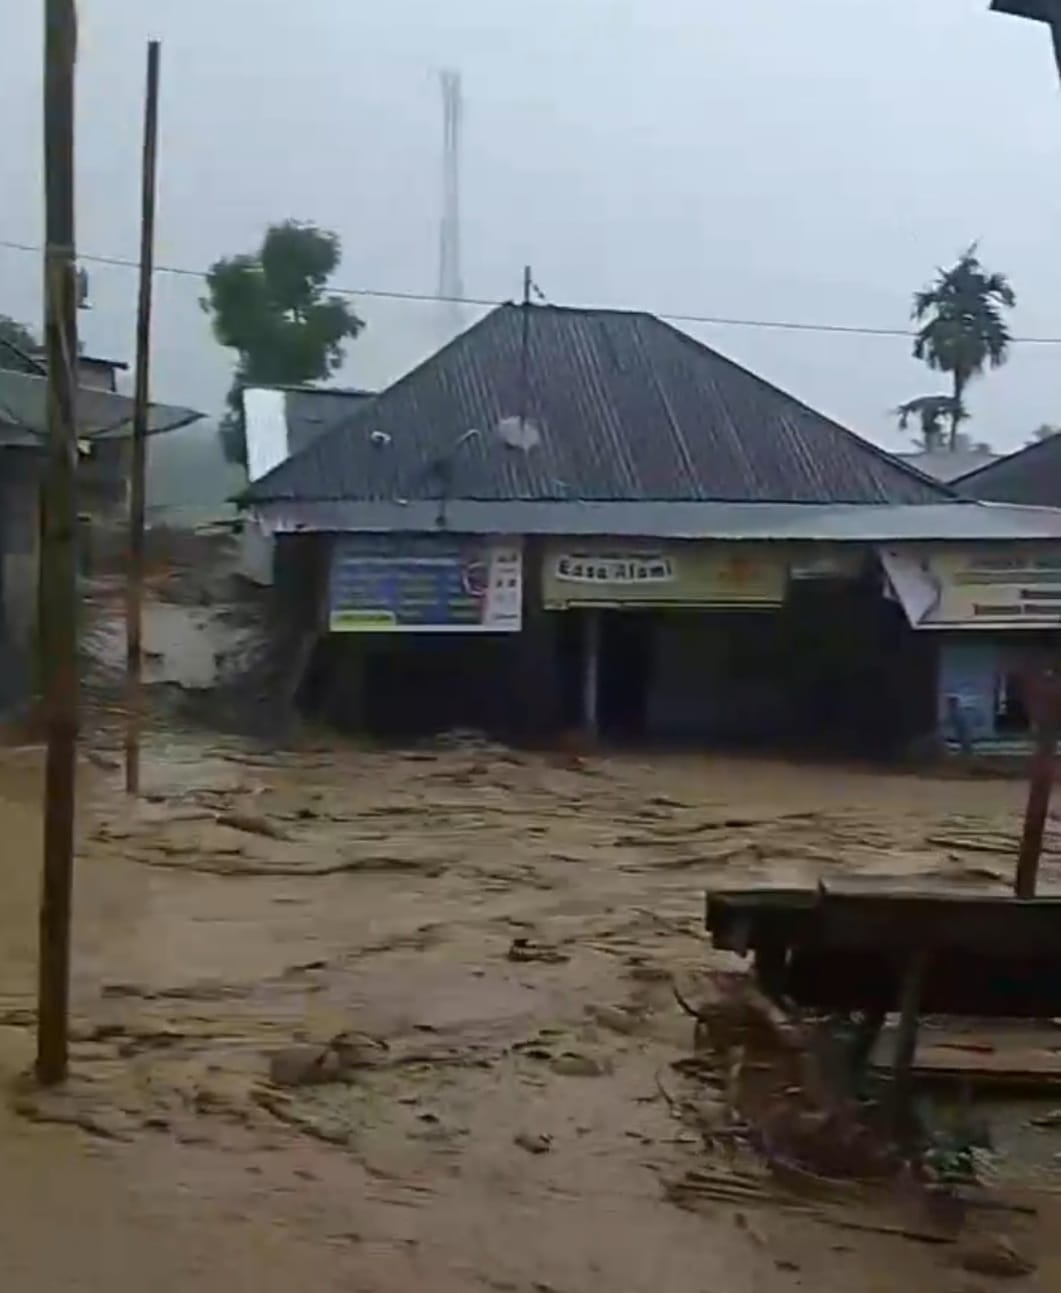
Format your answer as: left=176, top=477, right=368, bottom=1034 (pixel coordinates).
left=438, top=70, right=464, bottom=338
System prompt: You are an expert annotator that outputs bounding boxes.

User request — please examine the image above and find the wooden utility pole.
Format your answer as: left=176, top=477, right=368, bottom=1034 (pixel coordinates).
left=1015, top=668, right=1061, bottom=899
left=36, top=0, right=80, bottom=1086
left=124, top=40, right=161, bottom=797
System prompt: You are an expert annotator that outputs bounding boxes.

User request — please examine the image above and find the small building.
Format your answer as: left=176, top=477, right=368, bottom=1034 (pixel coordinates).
left=0, top=345, right=126, bottom=392
left=0, top=367, right=201, bottom=710
left=238, top=384, right=375, bottom=583
left=73, top=353, right=127, bottom=393
left=955, top=434, right=1061, bottom=508
left=244, top=302, right=1061, bottom=757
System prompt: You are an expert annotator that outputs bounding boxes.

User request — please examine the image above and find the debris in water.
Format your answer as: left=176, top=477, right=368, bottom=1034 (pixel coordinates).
left=514, top=1131, right=553, bottom=1154
left=216, top=809, right=292, bottom=841
left=550, top=1051, right=612, bottom=1078
left=507, top=937, right=570, bottom=965
left=266, top=1032, right=387, bottom=1087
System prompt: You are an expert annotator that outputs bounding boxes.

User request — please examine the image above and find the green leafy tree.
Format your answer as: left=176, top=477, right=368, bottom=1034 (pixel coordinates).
left=202, top=222, right=364, bottom=466
left=0, top=315, right=42, bottom=373
left=911, top=246, right=1015, bottom=451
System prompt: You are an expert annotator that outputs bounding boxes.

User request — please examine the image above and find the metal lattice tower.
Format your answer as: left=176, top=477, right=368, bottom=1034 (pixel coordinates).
left=438, top=70, right=464, bottom=337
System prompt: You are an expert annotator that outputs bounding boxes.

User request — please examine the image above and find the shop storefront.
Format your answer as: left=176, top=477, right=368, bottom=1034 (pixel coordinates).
left=879, top=545, right=1061, bottom=751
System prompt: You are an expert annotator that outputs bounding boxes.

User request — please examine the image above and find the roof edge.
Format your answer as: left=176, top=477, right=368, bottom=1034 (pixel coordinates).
left=952, top=435, right=1057, bottom=489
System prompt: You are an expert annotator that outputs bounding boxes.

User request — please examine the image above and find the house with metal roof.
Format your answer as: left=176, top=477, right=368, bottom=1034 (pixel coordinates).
left=0, top=368, right=201, bottom=712
left=954, top=433, right=1061, bottom=508
left=242, top=303, right=1061, bottom=754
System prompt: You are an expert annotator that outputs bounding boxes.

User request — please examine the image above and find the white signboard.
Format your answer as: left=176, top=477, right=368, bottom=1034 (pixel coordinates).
left=879, top=545, right=1061, bottom=629
left=553, top=553, right=675, bottom=585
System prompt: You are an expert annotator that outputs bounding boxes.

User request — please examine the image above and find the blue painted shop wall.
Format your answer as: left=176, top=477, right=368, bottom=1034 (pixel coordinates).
left=936, top=640, right=999, bottom=748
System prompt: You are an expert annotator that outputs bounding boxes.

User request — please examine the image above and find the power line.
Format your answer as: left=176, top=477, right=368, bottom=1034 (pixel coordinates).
left=0, top=235, right=500, bottom=306
left=2, top=232, right=1061, bottom=345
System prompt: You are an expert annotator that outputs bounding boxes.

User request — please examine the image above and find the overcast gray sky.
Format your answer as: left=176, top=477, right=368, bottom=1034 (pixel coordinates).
left=1, top=0, right=1060, bottom=454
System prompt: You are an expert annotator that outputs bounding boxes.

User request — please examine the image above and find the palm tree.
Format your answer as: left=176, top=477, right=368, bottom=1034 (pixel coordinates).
left=911, top=245, right=1016, bottom=450
left=894, top=394, right=966, bottom=451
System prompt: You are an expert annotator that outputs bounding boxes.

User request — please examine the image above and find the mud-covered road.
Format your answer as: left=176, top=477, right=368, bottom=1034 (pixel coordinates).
left=1, top=733, right=1059, bottom=1291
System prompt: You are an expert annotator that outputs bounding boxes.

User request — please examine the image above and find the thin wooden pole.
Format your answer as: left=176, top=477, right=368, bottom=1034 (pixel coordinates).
left=891, top=948, right=928, bottom=1141
left=36, top=0, right=80, bottom=1086
left=1016, top=670, right=1059, bottom=899
left=124, top=40, right=161, bottom=796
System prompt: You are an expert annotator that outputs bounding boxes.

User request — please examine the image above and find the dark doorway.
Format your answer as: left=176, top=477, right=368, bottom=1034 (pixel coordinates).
left=598, top=610, right=654, bottom=739
left=780, top=576, right=936, bottom=757
left=301, top=634, right=523, bottom=738
left=555, top=611, right=585, bottom=730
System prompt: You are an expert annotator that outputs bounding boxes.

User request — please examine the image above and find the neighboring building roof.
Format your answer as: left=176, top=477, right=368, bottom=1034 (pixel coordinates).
left=275, top=385, right=375, bottom=459
left=247, top=304, right=949, bottom=507
left=252, top=498, right=1061, bottom=542
left=79, top=354, right=129, bottom=371
left=895, top=449, right=998, bottom=483
left=0, top=368, right=202, bottom=442
left=991, top=2, right=1055, bottom=23
left=991, top=1, right=1061, bottom=79
left=241, top=384, right=376, bottom=483
left=954, top=434, right=1061, bottom=505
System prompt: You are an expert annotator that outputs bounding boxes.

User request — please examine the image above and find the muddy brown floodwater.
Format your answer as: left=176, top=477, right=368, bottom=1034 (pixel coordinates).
left=2, top=730, right=1061, bottom=1291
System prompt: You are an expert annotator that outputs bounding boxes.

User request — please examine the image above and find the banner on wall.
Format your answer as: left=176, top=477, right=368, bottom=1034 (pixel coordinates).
left=879, top=545, right=1061, bottom=629
left=329, top=536, right=522, bottom=632
left=541, top=541, right=786, bottom=609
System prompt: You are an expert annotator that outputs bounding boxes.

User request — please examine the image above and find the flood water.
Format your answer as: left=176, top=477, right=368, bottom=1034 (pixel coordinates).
left=1, top=729, right=1060, bottom=1291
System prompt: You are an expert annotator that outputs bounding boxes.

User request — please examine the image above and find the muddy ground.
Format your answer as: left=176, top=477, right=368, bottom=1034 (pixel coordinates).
left=2, top=730, right=1061, bottom=1291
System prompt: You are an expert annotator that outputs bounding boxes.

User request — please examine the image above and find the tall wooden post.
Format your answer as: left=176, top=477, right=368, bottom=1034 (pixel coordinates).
left=1015, top=668, right=1060, bottom=899
left=124, top=40, right=161, bottom=796
left=36, top=0, right=80, bottom=1086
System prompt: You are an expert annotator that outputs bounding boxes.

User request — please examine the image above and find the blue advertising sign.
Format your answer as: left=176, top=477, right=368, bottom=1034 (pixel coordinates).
left=328, top=536, right=522, bottom=633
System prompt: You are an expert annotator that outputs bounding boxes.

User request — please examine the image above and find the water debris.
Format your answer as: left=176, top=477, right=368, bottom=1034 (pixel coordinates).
left=550, top=1051, right=612, bottom=1078
left=514, top=1131, right=553, bottom=1154
left=215, top=810, right=292, bottom=841
left=506, top=937, right=570, bottom=965
left=586, top=1004, right=641, bottom=1035
left=266, top=1033, right=388, bottom=1087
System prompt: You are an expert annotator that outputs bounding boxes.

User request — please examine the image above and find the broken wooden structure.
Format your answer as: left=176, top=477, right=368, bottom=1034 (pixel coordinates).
left=705, top=887, right=1061, bottom=1127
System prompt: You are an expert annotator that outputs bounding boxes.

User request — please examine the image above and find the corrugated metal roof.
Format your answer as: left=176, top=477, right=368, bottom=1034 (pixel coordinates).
left=283, top=387, right=375, bottom=457
left=0, top=368, right=202, bottom=439
left=247, top=304, right=949, bottom=507
left=251, top=499, right=1061, bottom=543
left=239, top=385, right=377, bottom=481
left=955, top=435, right=1061, bottom=506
